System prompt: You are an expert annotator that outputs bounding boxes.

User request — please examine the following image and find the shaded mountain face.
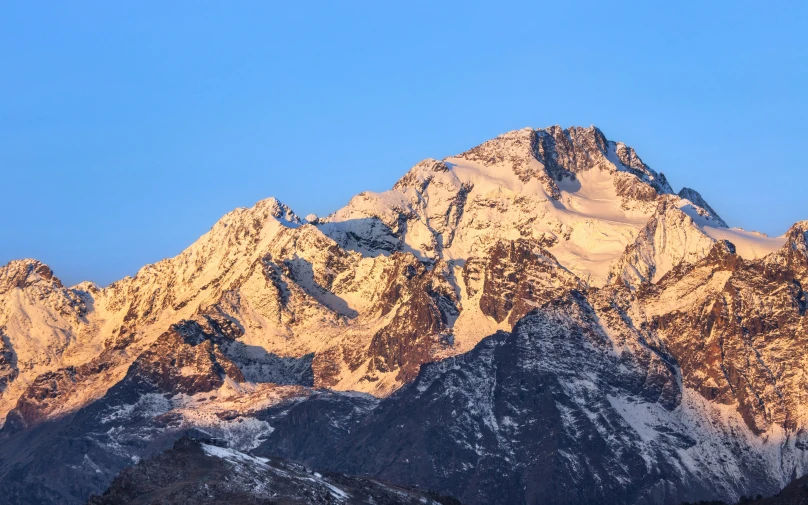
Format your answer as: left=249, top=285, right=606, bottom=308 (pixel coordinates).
left=0, top=125, right=806, bottom=505
left=253, top=289, right=807, bottom=505
left=86, top=436, right=461, bottom=505
left=683, top=473, right=808, bottom=505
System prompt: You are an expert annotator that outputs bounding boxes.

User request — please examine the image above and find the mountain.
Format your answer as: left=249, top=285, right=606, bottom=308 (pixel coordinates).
left=0, top=125, right=805, bottom=505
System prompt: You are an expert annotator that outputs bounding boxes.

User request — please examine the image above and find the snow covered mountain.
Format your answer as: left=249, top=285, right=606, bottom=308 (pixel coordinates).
left=0, top=125, right=805, bottom=505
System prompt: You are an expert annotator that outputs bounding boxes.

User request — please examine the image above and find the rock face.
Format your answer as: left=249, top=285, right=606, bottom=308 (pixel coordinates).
left=641, top=225, right=808, bottom=435
left=0, top=124, right=806, bottom=505
left=678, top=187, right=728, bottom=228
left=475, top=239, right=582, bottom=326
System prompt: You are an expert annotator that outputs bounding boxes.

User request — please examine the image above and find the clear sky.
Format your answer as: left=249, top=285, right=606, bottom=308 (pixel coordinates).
left=2, top=1, right=806, bottom=287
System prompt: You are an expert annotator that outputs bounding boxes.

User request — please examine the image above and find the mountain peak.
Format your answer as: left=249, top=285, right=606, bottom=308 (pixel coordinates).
left=317, top=124, right=732, bottom=287
left=0, top=259, right=62, bottom=294
left=774, top=220, right=808, bottom=265
left=454, top=125, right=673, bottom=197
left=253, top=197, right=300, bottom=224
left=225, top=197, right=302, bottom=229
left=677, top=187, right=728, bottom=228
left=786, top=219, right=808, bottom=239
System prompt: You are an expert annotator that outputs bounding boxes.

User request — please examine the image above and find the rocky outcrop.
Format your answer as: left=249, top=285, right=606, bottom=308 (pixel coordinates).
left=3, top=317, right=245, bottom=432
left=610, top=198, right=716, bottom=288
left=457, top=125, right=673, bottom=198
left=0, top=330, right=17, bottom=392
left=4, top=357, right=115, bottom=431
left=124, top=321, right=245, bottom=397
left=0, top=259, right=91, bottom=406
left=766, top=221, right=808, bottom=272
left=367, top=255, right=460, bottom=382
left=476, top=239, right=581, bottom=326
left=678, top=187, right=728, bottom=228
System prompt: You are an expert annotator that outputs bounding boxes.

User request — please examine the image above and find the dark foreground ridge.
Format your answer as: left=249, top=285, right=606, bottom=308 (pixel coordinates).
left=682, top=473, right=808, bottom=505
left=86, top=435, right=462, bottom=505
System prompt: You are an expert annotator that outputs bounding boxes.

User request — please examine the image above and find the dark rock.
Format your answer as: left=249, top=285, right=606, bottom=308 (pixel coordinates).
left=86, top=436, right=461, bottom=505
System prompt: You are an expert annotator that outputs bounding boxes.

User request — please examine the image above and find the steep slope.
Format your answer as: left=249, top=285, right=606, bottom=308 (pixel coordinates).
left=608, top=197, right=716, bottom=288
left=0, top=313, right=375, bottom=504
left=0, top=198, right=425, bottom=420
left=678, top=187, right=728, bottom=228
left=684, top=473, right=808, bottom=505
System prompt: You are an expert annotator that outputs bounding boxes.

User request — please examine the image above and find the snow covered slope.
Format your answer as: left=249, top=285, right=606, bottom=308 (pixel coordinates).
left=318, top=126, right=727, bottom=286
left=0, top=124, right=805, bottom=505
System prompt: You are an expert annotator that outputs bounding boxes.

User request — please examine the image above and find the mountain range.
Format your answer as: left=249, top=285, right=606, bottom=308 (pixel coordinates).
left=1, top=125, right=806, bottom=505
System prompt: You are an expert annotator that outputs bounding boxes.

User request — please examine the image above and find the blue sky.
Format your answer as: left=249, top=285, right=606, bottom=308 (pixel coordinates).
left=2, top=1, right=806, bottom=286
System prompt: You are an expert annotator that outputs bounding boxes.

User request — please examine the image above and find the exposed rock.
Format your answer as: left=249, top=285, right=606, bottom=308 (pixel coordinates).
left=476, top=238, right=581, bottom=325
left=641, top=234, right=808, bottom=434
left=368, top=256, right=460, bottom=382
left=0, top=330, right=17, bottom=392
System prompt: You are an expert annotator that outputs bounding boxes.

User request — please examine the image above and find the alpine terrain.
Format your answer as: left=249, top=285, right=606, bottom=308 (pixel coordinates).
left=1, top=125, right=806, bottom=505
